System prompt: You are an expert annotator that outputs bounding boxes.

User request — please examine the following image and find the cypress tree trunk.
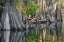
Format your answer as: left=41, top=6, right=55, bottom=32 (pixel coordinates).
left=1, top=0, right=26, bottom=30
left=1, top=0, right=10, bottom=30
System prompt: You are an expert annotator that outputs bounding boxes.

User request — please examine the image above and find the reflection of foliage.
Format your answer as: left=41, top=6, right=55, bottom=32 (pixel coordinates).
left=27, top=30, right=40, bottom=42
left=62, top=27, right=64, bottom=41
left=20, top=40, right=22, bottom=42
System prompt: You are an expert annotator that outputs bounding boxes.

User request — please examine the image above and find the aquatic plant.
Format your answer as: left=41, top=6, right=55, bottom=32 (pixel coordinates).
left=27, top=30, right=40, bottom=42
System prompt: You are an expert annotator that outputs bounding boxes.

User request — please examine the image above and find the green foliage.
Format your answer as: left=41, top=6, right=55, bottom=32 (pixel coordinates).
left=27, top=30, right=40, bottom=42
left=13, top=0, right=40, bottom=16
left=61, top=0, right=64, bottom=6
left=0, top=0, right=40, bottom=16
left=13, top=0, right=21, bottom=4
left=20, top=1, right=40, bottom=16
left=26, top=2, right=40, bottom=16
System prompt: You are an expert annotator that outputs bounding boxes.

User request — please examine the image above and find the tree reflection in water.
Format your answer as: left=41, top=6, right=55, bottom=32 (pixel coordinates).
left=0, top=21, right=63, bottom=42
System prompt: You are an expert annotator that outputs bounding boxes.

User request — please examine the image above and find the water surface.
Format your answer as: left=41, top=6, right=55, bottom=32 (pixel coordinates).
left=0, top=21, right=64, bottom=42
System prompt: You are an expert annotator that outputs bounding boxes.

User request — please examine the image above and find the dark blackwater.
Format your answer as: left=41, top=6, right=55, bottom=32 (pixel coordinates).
left=0, top=21, right=64, bottom=42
